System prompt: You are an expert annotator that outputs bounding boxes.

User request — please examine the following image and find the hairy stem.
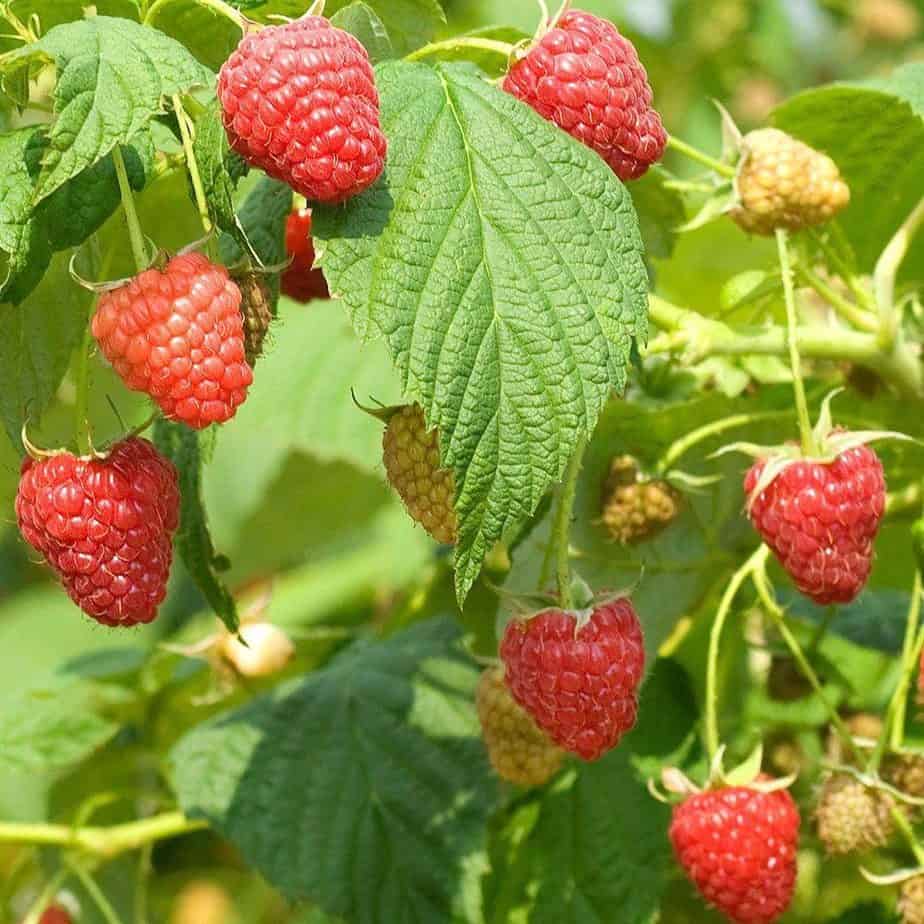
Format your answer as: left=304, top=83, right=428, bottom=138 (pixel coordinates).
left=704, top=546, right=768, bottom=761
left=777, top=229, right=816, bottom=455
left=173, top=95, right=213, bottom=235
left=666, top=135, right=735, bottom=179
left=552, top=435, right=586, bottom=609
left=112, top=147, right=148, bottom=273
left=752, top=564, right=861, bottom=762
left=798, top=264, right=878, bottom=333
left=876, top=194, right=924, bottom=349
left=887, top=570, right=924, bottom=754
left=406, top=36, right=516, bottom=61
left=0, top=812, right=207, bottom=859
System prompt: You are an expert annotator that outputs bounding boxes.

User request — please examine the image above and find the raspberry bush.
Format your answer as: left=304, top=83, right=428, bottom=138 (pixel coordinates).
left=0, top=1, right=923, bottom=922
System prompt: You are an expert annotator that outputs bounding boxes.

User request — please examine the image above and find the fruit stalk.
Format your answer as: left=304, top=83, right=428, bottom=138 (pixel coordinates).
left=752, top=561, right=861, bottom=761
left=892, top=800, right=924, bottom=866
left=552, top=435, right=586, bottom=608
left=884, top=569, right=924, bottom=755
left=704, top=545, right=767, bottom=761
left=66, top=860, right=123, bottom=924
left=111, top=146, right=148, bottom=273
left=876, top=193, right=924, bottom=348
left=665, top=134, right=735, bottom=178
left=776, top=229, right=816, bottom=456
left=797, top=264, right=878, bottom=332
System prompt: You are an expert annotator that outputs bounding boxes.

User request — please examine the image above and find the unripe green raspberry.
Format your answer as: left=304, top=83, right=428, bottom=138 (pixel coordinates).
left=816, top=774, right=895, bottom=855
left=600, top=456, right=681, bottom=545
left=900, top=875, right=924, bottom=924
left=476, top=666, right=564, bottom=786
left=382, top=404, right=457, bottom=545
left=730, top=128, right=850, bottom=236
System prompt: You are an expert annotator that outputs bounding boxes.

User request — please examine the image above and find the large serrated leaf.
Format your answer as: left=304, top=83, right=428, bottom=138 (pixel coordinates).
left=0, top=0, right=142, bottom=54
left=773, top=63, right=924, bottom=276
left=0, top=252, right=91, bottom=448
left=329, top=1, right=393, bottom=62
left=0, top=16, right=211, bottom=201
left=153, top=420, right=239, bottom=633
left=170, top=617, right=497, bottom=922
left=0, top=686, right=118, bottom=773
left=313, top=61, right=649, bottom=601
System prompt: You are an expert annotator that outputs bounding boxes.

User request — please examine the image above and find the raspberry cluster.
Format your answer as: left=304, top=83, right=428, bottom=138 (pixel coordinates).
left=15, top=438, right=180, bottom=627
left=93, top=254, right=253, bottom=430
left=503, top=10, right=666, bottom=180
left=500, top=600, right=645, bottom=761
left=745, top=445, right=886, bottom=605
left=218, top=17, right=387, bottom=203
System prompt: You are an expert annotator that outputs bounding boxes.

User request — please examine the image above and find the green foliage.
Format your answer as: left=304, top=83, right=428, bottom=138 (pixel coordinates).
left=144, top=0, right=244, bottom=70
left=329, top=1, right=394, bottom=62
left=171, top=618, right=497, bottom=921
left=315, top=60, right=648, bottom=600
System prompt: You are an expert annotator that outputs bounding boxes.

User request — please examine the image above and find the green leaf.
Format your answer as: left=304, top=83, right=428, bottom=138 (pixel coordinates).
left=144, top=0, right=244, bottom=70
left=0, top=16, right=211, bottom=201
left=313, top=61, right=649, bottom=601
left=218, top=175, right=291, bottom=275
left=488, top=754, right=671, bottom=923
left=193, top=97, right=249, bottom=245
left=153, top=420, right=239, bottom=633
left=170, top=618, right=497, bottom=921
left=329, top=1, right=393, bottom=63
left=0, top=0, right=142, bottom=54
left=828, top=904, right=896, bottom=924
left=773, top=62, right=924, bottom=276
left=0, top=252, right=91, bottom=448
left=0, top=687, right=118, bottom=773
left=0, top=127, right=51, bottom=302
left=416, top=26, right=526, bottom=77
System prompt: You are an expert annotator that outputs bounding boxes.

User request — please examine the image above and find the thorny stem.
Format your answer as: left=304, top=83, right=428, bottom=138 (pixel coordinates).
left=172, top=95, right=213, bottom=236
left=112, top=147, right=148, bottom=274
left=798, top=263, right=878, bottom=333
left=704, top=545, right=768, bottom=762
left=0, top=812, right=207, bottom=858
left=776, top=229, right=816, bottom=456
left=752, top=563, right=861, bottom=762
left=656, top=411, right=791, bottom=475
left=886, top=570, right=924, bottom=754
left=666, top=135, right=735, bottom=178
left=551, top=435, right=587, bottom=609
left=405, top=36, right=516, bottom=61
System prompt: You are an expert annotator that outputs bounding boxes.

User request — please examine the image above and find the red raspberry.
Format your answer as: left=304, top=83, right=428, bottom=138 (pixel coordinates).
left=15, top=438, right=180, bottom=627
left=745, top=445, right=886, bottom=605
left=670, top=784, right=799, bottom=924
left=39, top=906, right=72, bottom=924
left=502, top=10, right=666, bottom=181
left=282, top=208, right=330, bottom=302
left=92, top=254, right=253, bottom=430
left=217, top=17, right=387, bottom=203
left=499, top=599, right=644, bottom=760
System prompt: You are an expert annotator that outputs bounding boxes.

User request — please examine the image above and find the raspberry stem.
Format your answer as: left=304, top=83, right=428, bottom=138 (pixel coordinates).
left=876, top=193, right=924, bottom=349
left=776, top=229, right=817, bottom=456
left=752, top=560, right=862, bottom=762
left=20, top=868, right=70, bottom=924
left=552, top=435, right=586, bottom=609
left=0, top=2, right=37, bottom=42
left=797, top=263, right=878, bottom=333
left=704, top=545, right=767, bottom=761
left=66, top=860, right=123, bottom=924
left=891, top=801, right=924, bottom=867
left=405, top=36, right=517, bottom=62
left=173, top=95, right=214, bottom=237
left=111, top=146, right=149, bottom=273
left=665, top=135, right=735, bottom=179
left=73, top=324, right=93, bottom=456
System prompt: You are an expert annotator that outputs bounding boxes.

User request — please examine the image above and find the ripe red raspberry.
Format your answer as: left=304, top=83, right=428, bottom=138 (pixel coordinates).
left=15, top=438, right=180, bottom=627
left=282, top=208, right=330, bottom=302
left=217, top=17, right=387, bottom=204
left=38, top=906, right=72, bottom=924
left=499, top=600, right=644, bottom=761
left=670, top=784, right=800, bottom=924
left=745, top=445, right=885, bottom=605
left=502, top=10, right=666, bottom=181
left=92, top=254, right=253, bottom=430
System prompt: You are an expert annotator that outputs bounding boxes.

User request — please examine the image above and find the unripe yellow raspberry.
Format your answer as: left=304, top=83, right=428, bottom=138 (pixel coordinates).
left=476, top=666, right=564, bottom=787
left=730, top=128, right=850, bottom=235
left=382, top=404, right=457, bottom=545
left=900, top=875, right=924, bottom=924
left=600, top=456, right=681, bottom=545
left=221, top=622, right=295, bottom=678
left=815, top=774, right=895, bottom=855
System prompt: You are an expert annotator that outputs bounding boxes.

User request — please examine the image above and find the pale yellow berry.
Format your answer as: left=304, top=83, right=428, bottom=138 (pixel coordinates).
left=221, top=622, right=295, bottom=678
